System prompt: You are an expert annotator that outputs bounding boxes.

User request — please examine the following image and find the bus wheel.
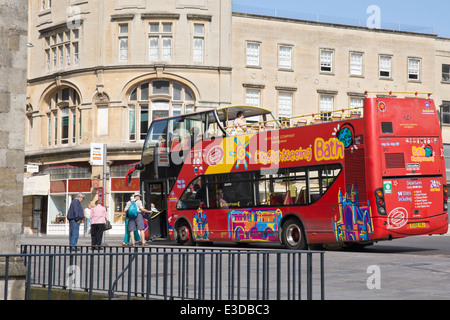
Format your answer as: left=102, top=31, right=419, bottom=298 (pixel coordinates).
left=177, top=222, right=195, bottom=246
left=281, top=219, right=307, bottom=250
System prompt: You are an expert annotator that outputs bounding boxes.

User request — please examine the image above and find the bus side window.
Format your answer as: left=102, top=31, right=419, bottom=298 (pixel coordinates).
left=297, top=188, right=307, bottom=205
left=308, top=165, right=341, bottom=204
left=204, top=173, right=254, bottom=209
left=177, top=177, right=202, bottom=210
left=255, top=178, right=270, bottom=206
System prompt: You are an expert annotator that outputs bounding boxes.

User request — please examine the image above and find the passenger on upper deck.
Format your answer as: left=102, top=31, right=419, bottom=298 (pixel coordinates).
left=233, top=111, right=248, bottom=135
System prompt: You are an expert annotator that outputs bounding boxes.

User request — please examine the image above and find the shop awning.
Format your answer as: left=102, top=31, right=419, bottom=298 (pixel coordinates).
left=23, top=174, right=50, bottom=196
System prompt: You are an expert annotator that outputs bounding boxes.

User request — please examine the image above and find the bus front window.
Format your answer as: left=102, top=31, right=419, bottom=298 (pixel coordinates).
left=142, top=119, right=168, bottom=165
left=144, top=119, right=168, bottom=149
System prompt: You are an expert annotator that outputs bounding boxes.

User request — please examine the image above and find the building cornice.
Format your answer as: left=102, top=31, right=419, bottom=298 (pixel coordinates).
left=38, top=19, right=85, bottom=34
left=140, top=13, right=181, bottom=20
left=25, top=143, right=144, bottom=163
left=232, top=12, right=439, bottom=39
left=28, top=65, right=233, bottom=84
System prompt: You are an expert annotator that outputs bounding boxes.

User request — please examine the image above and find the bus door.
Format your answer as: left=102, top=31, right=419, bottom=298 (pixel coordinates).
left=145, top=180, right=169, bottom=240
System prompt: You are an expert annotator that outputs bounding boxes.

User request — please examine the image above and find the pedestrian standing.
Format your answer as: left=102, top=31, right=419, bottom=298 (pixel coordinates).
left=67, top=193, right=85, bottom=251
left=90, top=199, right=107, bottom=250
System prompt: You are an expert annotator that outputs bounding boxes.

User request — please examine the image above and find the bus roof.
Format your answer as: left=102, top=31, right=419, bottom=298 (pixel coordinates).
left=216, top=105, right=273, bottom=122
left=151, top=105, right=275, bottom=123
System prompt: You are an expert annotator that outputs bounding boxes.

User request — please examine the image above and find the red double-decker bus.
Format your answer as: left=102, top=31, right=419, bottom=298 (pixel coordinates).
left=128, top=91, right=448, bottom=249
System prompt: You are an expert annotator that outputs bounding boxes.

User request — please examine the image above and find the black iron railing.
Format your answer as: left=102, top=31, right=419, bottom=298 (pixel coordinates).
left=1, top=245, right=325, bottom=300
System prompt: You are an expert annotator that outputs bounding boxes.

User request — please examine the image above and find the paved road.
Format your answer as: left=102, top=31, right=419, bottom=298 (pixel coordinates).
left=20, top=233, right=450, bottom=300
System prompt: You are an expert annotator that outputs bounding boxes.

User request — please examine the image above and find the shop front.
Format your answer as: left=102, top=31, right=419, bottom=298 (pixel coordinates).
left=48, top=165, right=92, bottom=235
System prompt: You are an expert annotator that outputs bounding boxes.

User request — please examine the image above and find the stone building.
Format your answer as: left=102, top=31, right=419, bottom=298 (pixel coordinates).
left=25, top=0, right=232, bottom=235
left=24, top=0, right=450, bottom=235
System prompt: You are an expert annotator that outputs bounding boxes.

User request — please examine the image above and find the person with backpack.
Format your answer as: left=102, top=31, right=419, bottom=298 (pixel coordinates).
left=124, top=192, right=152, bottom=246
left=122, top=195, right=141, bottom=247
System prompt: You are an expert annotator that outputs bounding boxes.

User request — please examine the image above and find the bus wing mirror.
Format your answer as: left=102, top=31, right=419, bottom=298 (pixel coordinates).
left=125, top=167, right=136, bottom=187
left=125, top=163, right=144, bottom=187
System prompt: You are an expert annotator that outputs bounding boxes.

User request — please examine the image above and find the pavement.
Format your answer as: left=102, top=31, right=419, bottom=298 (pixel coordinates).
left=20, top=233, right=130, bottom=247
left=19, top=234, right=450, bottom=300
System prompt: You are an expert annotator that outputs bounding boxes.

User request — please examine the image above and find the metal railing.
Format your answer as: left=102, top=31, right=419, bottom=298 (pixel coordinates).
left=4, top=245, right=325, bottom=300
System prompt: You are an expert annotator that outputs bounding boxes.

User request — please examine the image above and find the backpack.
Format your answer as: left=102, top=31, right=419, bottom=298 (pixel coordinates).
left=128, top=201, right=138, bottom=219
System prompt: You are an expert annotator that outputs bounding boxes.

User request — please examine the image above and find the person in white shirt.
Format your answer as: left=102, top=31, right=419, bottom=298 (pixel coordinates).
left=233, top=111, right=248, bottom=135
left=84, top=203, right=93, bottom=236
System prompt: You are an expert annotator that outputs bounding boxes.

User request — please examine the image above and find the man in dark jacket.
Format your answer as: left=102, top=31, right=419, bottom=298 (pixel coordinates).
left=67, top=193, right=85, bottom=251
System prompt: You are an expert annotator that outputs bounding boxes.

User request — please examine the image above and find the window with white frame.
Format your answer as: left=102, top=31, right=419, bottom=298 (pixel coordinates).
left=442, top=102, right=450, bottom=125
left=279, top=45, right=292, bottom=70
left=246, top=42, right=260, bottom=67
left=46, top=87, right=81, bottom=146
left=350, top=52, right=363, bottom=76
left=443, top=64, right=450, bottom=83
left=278, top=92, right=293, bottom=122
left=73, top=30, right=79, bottom=66
left=408, top=58, right=420, bottom=81
left=350, top=97, right=364, bottom=110
left=47, top=114, right=51, bottom=146
left=45, top=49, right=51, bottom=72
left=193, top=23, right=204, bottom=62
left=149, top=22, right=173, bottom=61
left=44, top=28, right=79, bottom=72
left=118, top=23, right=129, bottom=61
left=246, top=89, right=261, bottom=107
left=61, top=107, right=69, bottom=144
left=128, top=80, right=195, bottom=141
left=40, top=0, right=51, bottom=11
left=320, top=95, right=334, bottom=120
left=320, top=49, right=334, bottom=73
left=379, top=55, right=392, bottom=78
left=444, top=145, right=450, bottom=179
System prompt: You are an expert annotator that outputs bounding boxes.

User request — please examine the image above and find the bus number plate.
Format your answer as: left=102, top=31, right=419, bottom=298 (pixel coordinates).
left=409, top=222, right=427, bottom=229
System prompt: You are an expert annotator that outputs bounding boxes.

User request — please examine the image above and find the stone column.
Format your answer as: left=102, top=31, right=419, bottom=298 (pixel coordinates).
left=0, top=0, right=28, bottom=300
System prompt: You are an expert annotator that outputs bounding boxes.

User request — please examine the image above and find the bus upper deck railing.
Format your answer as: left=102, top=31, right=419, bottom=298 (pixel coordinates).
left=364, top=90, right=433, bottom=98
left=224, top=106, right=364, bottom=134
left=224, top=91, right=434, bottom=134
left=5, top=245, right=325, bottom=300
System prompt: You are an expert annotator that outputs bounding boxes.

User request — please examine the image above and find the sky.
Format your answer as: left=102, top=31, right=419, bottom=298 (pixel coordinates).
left=233, top=0, right=450, bottom=38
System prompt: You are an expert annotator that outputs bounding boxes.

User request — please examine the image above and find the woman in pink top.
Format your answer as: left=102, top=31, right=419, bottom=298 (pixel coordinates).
left=90, top=199, right=107, bottom=250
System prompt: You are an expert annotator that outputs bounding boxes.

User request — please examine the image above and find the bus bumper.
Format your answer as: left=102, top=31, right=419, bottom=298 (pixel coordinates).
left=372, top=213, right=449, bottom=239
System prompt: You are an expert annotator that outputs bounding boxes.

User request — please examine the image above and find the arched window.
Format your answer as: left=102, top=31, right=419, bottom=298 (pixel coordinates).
left=46, top=86, right=81, bottom=146
left=127, top=80, right=195, bottom=141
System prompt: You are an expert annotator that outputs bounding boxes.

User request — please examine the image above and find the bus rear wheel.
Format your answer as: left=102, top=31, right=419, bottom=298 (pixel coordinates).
left=281, top=219, right=307, bottom=250
left=176, top=222, right=195, bottom=246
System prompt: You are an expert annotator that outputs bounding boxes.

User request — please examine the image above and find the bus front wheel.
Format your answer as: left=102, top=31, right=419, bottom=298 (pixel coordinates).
left=176, top=222, right=195, bottom=246
left=281, top=219, right=307, bottom=250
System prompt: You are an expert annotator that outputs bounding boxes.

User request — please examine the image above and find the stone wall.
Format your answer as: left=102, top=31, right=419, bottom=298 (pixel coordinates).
left=0, top=0, right=27, bottom=253
left=0, top=0, right=28, bottom=300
